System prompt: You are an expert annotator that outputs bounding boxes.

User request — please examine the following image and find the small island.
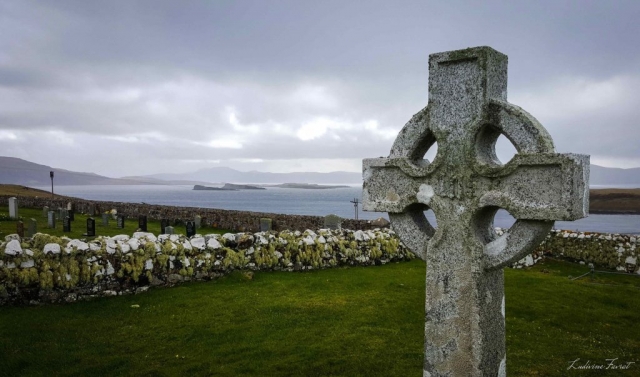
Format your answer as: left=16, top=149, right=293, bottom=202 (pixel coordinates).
left=193, top=183, right=266, bottom=191
left=221, top=183, right=265, bottom=190
left=271, top=183, right=351, bottom=189
left=193, top=185, right=236, bottom=191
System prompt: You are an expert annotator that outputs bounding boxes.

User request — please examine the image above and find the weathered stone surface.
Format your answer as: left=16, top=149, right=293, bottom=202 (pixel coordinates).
left=4, top=240, right=22, bottom=256
left=44, top=243, right=61, bottom=255
left=190, top=237, right=206, bottom=250
left=237, top=234, right=254, bottom=249
left=4, top=234, right=20, bottom=243
left=363, top=46, right=589, bottom=376
left=371, top=217, right=390, bottom=228
left=65, top=239, right=89, bottom=253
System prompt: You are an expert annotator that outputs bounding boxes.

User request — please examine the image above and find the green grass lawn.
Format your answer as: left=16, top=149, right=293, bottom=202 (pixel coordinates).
left=0, top=207, right=231, bottom=239
left=0, top=258, right=638, bottom=376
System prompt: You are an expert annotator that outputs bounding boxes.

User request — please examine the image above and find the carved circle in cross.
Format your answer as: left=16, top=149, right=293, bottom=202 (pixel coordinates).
left=384, top=99, right=557, bottom=269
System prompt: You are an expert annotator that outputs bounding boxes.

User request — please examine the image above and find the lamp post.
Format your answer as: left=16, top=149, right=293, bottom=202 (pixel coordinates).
left=50, top=171, right=54, bottom=199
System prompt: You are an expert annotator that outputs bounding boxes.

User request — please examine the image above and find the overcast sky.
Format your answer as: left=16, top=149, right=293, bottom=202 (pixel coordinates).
left=0, top=1, right=639, bottom=177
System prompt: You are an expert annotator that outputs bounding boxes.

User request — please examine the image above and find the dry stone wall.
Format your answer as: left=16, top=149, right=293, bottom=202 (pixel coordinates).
left=536, top=229, right=640, bottom=272
left=0, top=228, right=410, bottom=305
left=0, top=195, right=376, bottom=232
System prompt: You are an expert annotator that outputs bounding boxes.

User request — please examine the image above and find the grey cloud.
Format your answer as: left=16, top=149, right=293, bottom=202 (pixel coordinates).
left=1, top=0, right=640, bottom=175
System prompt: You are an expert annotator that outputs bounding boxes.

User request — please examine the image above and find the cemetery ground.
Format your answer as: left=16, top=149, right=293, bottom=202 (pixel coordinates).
left=0, top=258, right=638, bottom=376
left=0, top=206, right=231, bottom=239
left=0, top=185, right=69, bottom=199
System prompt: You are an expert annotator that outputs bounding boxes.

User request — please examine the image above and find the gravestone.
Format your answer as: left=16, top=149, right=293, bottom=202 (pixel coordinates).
left=43, top=206, right=49, bottom=218
left=85, top=218, right=96, bottom=237
left=63, top=216, right=71, bottom=232
left=138, top=215, right=148, bottom=232
left=260, top=218, right=272, bottom=232
left=323, top=214, right=342, bottom=230
left=67, top=202, right=73, bottom=211
left=47, top=211, right=56, bottom=229
left=8, top=197, right=18, bottom=219
left=68, top=209, right=75, bottom=221
left=16, top=221, right=24, bottom=238
left=117, top=215, right=125, bottom=229
left=160, top=219, right=170, bottom=234
left=195, top=215, right=202, bottom=229
left=186, top=221, right=196, bottom=238
left=165, top=226, right=174, bottom=235
left=27, top=218, right=37, bottom=237
left=102, top=213, right=109, bottom=226
left=362, top=47, right=589, bottom=376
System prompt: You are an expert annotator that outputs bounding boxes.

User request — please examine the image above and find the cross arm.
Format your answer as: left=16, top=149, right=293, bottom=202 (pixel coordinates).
left=480, top=153, right=589, bottom=270
left=362, top=157, right=431, bottom=213
left=478, top=153, right=589, bottom=221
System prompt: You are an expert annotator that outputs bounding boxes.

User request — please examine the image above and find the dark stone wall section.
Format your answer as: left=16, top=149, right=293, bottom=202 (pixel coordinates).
left=1, top=196, right=376, bottom=232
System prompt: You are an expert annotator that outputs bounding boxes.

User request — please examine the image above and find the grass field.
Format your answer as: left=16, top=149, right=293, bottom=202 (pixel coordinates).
left=0, top=259, right=638, bottom=376
left=0, top=207, right=230, bottom=239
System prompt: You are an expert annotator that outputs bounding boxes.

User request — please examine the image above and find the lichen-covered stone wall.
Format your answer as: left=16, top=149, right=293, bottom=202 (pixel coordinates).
left=0, top=195, right=375, bottom=232
left=535, top=229, right=639, bottom=272
left=0, top=228, right=411, bottom=305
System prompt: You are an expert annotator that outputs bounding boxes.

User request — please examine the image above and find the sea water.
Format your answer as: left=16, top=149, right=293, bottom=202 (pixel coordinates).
left=39, top=185, right=640, bottom=235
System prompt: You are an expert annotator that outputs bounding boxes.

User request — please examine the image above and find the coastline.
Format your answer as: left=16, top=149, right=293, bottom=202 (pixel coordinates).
left=2, top=184, right=640, bottom=215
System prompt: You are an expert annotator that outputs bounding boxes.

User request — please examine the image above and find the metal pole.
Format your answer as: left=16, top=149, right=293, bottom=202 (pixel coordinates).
left=350, top=198, right=359, bottom=220
left=50, top=171, right=54, bottom=199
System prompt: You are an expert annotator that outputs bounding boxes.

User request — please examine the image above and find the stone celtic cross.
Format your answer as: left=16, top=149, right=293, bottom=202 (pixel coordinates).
left=363, top=47, right=589, bottom=376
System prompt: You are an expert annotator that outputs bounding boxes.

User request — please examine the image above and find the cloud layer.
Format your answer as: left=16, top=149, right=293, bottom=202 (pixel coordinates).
left=1, top=1, right=639, bottom=177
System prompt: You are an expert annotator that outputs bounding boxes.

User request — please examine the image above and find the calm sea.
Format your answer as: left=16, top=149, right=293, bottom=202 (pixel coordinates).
left=37, top=185, right=640, bottom=235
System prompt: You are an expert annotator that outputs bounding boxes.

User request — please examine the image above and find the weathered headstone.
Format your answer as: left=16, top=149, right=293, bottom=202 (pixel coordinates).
left=67, top=202, right=73, bottom=211
left=138, top=215, right=148, bottom=232
left=27, top=218, right=37, bottom=237
left=186, top=221, right=196, bottom=238
left=260, top=218, right=272, bottom=232
left=16, top=221, right=24, bottom=238
left=42, top=206, right=49, bottom=218
left=63, top=216, right=71, bottom=232
left=102, top=213, right=109, bottom=226
left=323, top=214, right=342, bottom=230
left=160, top=219, right=170, bottom=234
left=117, top=215, right=125, bottom=229
left=85, top=218, right=96, bottom=237
left=362, top=46, right=589, bottom=376
left=47, top=211, right=56, bottom=229
left=68, top=209, right=75, bottom=221
left=195, top=215, right=202, bottom=229
left=165, top=226, right=174, bottom=235
left=8, top=197, right=18, bottom=219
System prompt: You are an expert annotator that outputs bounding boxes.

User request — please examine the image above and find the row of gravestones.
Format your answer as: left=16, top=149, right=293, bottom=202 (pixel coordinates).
left=9, top=197, right=347, bottom=234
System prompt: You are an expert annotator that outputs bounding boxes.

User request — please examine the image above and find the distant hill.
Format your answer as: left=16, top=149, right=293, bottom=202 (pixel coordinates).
left=1, top=156, right=640, bottom=187
left=0, top=157, right=148, bottom=186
